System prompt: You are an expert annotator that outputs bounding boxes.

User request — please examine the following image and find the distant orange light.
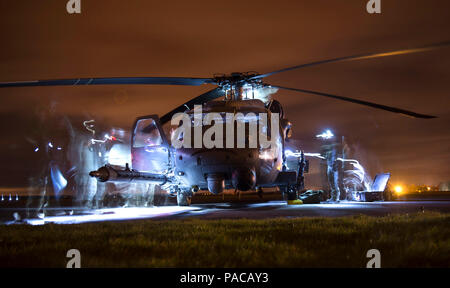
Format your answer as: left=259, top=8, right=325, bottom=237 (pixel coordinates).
left=427, top=187, right=431, bottom=191
left=394, top=185, right=403, bottom=194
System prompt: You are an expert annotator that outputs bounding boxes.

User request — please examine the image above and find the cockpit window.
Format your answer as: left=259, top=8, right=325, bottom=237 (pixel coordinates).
left=268, top=100, right=284, bottom=119
left=133, top=119, right=163, bottom=148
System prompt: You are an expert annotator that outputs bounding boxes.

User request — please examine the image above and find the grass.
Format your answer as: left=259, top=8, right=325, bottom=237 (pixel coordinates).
left=0, top=212, right=449, bottom=268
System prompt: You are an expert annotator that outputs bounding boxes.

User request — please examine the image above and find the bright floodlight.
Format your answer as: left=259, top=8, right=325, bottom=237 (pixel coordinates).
left=316, top=129, right=334, bottom=139
left=394, top=185, right=403, bottom=194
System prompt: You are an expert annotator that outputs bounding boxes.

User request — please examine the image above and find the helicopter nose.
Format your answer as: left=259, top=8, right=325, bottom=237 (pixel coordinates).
left=232, top=167, right=256, bottom=191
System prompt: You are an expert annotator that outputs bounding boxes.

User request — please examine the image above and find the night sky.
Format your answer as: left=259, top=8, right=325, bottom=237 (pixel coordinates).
left=0, top=0, right=449, bottom=187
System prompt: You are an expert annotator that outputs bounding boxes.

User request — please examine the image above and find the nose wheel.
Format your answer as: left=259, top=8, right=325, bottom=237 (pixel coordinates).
left=177, top=190, right=192, bottom=206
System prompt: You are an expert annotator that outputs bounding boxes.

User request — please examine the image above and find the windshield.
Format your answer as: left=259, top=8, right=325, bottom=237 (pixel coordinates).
left=133, top=118, right=163, bottom=148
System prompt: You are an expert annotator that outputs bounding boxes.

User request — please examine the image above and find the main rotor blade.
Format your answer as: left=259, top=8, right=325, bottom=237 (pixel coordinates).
left=0, top=77, right=215, bottom=88
left=273, top=85, right=437, bottom=119
left=159, top=87, right=225, bottom=125
left=254, top=41, right=450, bottom=79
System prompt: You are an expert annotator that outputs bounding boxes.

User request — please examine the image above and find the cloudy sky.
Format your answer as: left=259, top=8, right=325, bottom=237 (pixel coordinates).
left=0, top=0, right=449, bottom=187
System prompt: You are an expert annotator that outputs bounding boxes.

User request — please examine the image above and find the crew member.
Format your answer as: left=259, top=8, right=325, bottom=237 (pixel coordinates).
left=317, top=129, right=343, bottom=202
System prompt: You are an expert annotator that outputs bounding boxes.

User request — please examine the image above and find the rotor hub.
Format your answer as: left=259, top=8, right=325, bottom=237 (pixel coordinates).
left=213, top=72, right=270, bottom=100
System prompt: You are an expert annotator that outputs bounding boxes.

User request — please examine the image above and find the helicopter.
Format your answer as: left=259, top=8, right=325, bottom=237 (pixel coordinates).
left=1, top=41, right=448, bottom=206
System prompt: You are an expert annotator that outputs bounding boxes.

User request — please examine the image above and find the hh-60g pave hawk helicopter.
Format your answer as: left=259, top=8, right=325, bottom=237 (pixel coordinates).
left=1, top=42, right=448, bottom=206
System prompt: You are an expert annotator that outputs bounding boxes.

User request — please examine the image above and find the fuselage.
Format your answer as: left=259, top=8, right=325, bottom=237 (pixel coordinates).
left=131, top=99, right=285, bottom=194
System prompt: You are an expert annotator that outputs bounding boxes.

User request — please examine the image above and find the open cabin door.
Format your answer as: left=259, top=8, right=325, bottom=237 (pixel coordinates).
left=131, top=115, right=170, bottom=173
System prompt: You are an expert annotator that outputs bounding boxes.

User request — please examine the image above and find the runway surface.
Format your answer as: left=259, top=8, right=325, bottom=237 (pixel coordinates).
left=1, top=200, right=449, bottom=225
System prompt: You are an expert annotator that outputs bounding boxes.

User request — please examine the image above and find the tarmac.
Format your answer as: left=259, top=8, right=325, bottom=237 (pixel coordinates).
left=1, top=198, right=449, bottom=225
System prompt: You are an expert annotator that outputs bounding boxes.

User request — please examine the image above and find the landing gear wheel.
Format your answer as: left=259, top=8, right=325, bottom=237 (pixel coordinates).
left=177, top=191, right=192, bottom=206
left=152, top=185, right=167, bottom=206
left=284, top=186, right=303, bottom=205
left=285, top=186, right=298, bottom=200
left=102, top=192, right=126, bottom=208
left=257, top=187, right=263, bottom=199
